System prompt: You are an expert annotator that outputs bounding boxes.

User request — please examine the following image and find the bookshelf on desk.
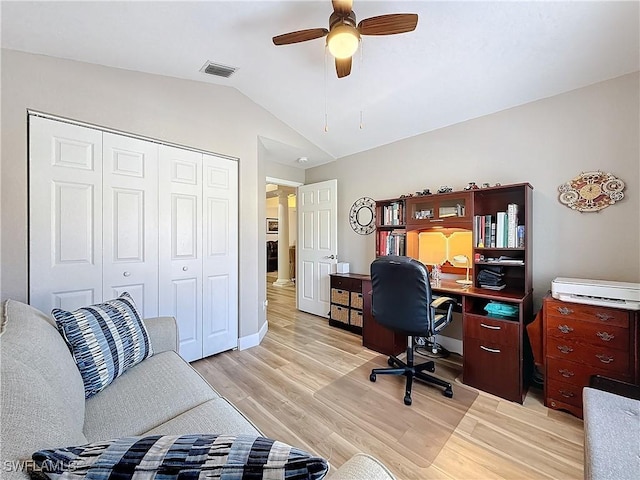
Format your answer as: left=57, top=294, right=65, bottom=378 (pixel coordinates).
left=367, top=183, right=534, bottom=403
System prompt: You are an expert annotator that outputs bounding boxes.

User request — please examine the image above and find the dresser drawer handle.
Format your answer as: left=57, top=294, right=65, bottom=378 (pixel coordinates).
left=559, top=389, right=575, bottom=399
left=558, top=369, right=575, bottom=378
left=596, top=331, right=615, bottom=342
left=596, top=353, right=614, bottom=364
left=557, top=307, right=574, bottom=315
left=557, top=324, right=573, bottom=334
left=480, top=323, right=501, bottom=330
left=480, top=345, right=501, bottom=354
left=595, top=313, right=614, bottom=321
left=557, top=345, right=573, bottom=354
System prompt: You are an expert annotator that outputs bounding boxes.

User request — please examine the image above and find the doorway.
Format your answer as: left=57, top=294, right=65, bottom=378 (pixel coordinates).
left=265, top=179, right=299, bottom=303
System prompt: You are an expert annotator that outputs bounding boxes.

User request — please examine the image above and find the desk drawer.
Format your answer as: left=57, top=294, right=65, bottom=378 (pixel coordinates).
left=463, top=337, right=521, bottom=402
left=330, top=276, right=361, bottom=292
left=545, top=298, right=629, bottom=328
left=464, top=315, right=519, bottom=346
left=545, top=315, right=629, bottom=351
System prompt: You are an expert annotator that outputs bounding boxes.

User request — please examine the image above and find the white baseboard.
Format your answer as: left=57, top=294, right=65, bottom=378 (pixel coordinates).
left=238, top=320, right=269, bottom=351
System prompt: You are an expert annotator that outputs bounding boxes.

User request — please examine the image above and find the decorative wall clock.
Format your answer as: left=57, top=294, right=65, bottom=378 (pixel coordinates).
left=349, top=197, right=376, bottom=235
left=558, top=171, right=625, bottom=212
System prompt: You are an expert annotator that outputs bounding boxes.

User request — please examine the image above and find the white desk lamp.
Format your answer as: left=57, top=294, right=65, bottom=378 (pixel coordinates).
left=452, top=255, right=473, bottom=285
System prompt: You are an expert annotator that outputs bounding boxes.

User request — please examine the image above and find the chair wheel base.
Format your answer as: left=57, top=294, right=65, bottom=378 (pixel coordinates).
left=443, top=387, right=453, bottom=398
left=369, top=373, right=376, bottom=382
left=387, top=357, right=395, bottom=367
left=404, top=395, right=412, bottom=405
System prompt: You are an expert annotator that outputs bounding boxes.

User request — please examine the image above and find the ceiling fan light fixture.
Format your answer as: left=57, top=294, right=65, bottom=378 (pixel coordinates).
left=327, top=24, right=360, bottom=59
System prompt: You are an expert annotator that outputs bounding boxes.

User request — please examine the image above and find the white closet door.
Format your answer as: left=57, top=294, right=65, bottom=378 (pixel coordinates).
left=29, top=116, right=103, bottom=313
left=158, top=145, right=203, bottom=362
left=202, top=154, right=238, bottom=356
left=102, top=133, right=159, bottom=317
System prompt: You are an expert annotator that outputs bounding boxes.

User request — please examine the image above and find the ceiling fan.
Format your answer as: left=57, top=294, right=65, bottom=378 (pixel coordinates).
left=272, top=0, right=418, bottom=78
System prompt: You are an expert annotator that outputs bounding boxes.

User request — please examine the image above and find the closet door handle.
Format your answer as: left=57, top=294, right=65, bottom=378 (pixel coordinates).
left=182, top=266, right=189, bottom=271
left=123, top=271, right=131, bottom=277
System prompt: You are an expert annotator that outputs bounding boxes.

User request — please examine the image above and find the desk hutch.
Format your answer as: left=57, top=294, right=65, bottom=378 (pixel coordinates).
left=364, top=183, right=534, bottom=403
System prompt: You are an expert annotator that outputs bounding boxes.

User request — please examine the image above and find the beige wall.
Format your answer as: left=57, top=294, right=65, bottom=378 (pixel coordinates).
left=0, top=49, right=325, bottom=341
left=306, top=72, right=640, bottom=342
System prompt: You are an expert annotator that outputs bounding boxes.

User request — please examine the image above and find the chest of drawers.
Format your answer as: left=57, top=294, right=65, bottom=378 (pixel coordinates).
left=542, top=296, right=639, bottom=418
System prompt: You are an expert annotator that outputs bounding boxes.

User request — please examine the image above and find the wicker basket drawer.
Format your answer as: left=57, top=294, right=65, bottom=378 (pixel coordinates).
left=350, top=292, right=363, bottom=310
left=350, top=309, right=363, bottom=327
left=331, top=288, right=349, bottom=306
left=330, top=304, right=349, bottom=323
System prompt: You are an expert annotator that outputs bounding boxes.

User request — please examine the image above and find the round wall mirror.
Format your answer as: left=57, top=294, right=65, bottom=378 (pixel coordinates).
left=349, top=197, right=376, bottom=235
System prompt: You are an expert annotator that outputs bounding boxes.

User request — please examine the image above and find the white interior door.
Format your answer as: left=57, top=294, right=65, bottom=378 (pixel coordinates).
left=102, top=133, right=159, bottom=318
left=158, top=146, right=203, bottom=362
left=297, top=179, right=338, bottom=317
left=29, top=116, right=103, bottom=313
left=202, top=154, right=238, bottom=356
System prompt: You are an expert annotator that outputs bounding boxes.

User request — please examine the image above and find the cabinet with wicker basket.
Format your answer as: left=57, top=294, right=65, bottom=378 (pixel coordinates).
left=329, top=273, right=370, bottom=334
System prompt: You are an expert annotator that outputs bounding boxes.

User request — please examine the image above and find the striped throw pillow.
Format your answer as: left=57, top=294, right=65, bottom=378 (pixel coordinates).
left=31, top=434, right=329, bottom=480
left=52, top=292, right=153, bottom=398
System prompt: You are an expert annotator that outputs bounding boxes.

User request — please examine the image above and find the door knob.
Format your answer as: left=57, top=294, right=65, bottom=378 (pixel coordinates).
left=182, top=266, right=189, bottom=271
left=123, top=271, right=131, bottom=277
left=325, top=254, right=336, bottom=259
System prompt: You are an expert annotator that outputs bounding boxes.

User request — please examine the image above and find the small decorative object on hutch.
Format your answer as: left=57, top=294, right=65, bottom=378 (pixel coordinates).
left=558, top=171, right=625, bottom=212
left=349, top=197, right=376, bottom=235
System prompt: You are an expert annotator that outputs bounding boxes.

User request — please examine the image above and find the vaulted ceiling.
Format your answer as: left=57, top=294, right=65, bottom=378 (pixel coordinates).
left=2, top=1, right=638, bottom=169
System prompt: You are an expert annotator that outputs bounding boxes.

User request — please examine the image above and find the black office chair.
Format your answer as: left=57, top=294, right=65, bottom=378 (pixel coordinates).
left=369, top=255, right=456, bottom=405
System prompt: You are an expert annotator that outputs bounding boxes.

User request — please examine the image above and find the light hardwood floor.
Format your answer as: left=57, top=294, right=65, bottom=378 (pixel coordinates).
left=192, top=277, right=584, bottom=479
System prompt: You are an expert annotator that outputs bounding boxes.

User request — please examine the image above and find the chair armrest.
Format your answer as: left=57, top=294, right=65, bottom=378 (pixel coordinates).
left=142, top=316, right=178, bottom=354
left=430, top=296, right=456, bottom=310
left=589, top=375, right=640, bottom=401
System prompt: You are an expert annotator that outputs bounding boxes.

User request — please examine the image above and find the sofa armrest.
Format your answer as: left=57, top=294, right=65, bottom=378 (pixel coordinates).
left=589, top=374, right=640, bottom=400
left=327, top=453, right=396, bottom=480
left=143, top=316, right=178, bottom=354
left=583, top=386, right=640, bottom=480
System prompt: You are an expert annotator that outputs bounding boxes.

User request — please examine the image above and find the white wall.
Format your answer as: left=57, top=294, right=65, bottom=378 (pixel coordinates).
left=0, top=49, right=326, bottom=342
left=306, top=72, right=640, bottom=329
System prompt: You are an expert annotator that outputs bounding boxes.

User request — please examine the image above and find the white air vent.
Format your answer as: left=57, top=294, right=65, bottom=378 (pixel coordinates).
left=200, top=61, right=237, bottom=78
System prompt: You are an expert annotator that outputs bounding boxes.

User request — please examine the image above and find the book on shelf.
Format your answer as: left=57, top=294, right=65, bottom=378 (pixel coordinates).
left=382, top=201, right=404, bottom=226
left=378, top=229, right=406, bottom=256
left=517, top=225, right=525, bottom=248
left=507, top=203, right=518, bottom=248
left=496, top=211, right=506, bottom=248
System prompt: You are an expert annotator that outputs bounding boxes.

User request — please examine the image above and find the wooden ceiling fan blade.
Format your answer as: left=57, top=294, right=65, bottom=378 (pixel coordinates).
left=358, top=13, right=418, bottom=36
left=335, top=57, right=352, bottom=78
left=272, top=28, right=329, bottom=46
left=332, top=0, right=353, bottom=16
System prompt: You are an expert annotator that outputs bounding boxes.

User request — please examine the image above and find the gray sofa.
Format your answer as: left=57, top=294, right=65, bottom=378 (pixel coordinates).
left=583, top=381, right=640, bottom=480
left=1, top=300, right=395, bottom=480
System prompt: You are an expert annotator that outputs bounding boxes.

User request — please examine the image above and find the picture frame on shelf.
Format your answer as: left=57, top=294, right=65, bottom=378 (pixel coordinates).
left=266, top=217, right=278, bottom=233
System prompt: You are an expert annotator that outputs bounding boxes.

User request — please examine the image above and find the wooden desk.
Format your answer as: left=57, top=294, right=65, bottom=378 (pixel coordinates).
left=362, top=278, right=533, bottom=403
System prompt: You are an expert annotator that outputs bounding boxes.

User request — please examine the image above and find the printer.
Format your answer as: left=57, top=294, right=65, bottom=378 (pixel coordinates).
left=551, top=277, right=640, bottom=310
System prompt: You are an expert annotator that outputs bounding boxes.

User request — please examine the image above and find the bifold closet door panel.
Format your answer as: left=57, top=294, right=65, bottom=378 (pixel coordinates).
left=29, top=116, right=104, bottom=313
left=202, top=154, right=238, bottom=356
left=102, top=133, right=159, bottom=318
left=158, top=145, right=204, bottom=362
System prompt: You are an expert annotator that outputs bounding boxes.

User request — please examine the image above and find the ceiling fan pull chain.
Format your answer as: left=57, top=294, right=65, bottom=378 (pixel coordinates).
left=324, top=46, right=329, bottom=132
left=359, top=41, right=364, bottom=130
